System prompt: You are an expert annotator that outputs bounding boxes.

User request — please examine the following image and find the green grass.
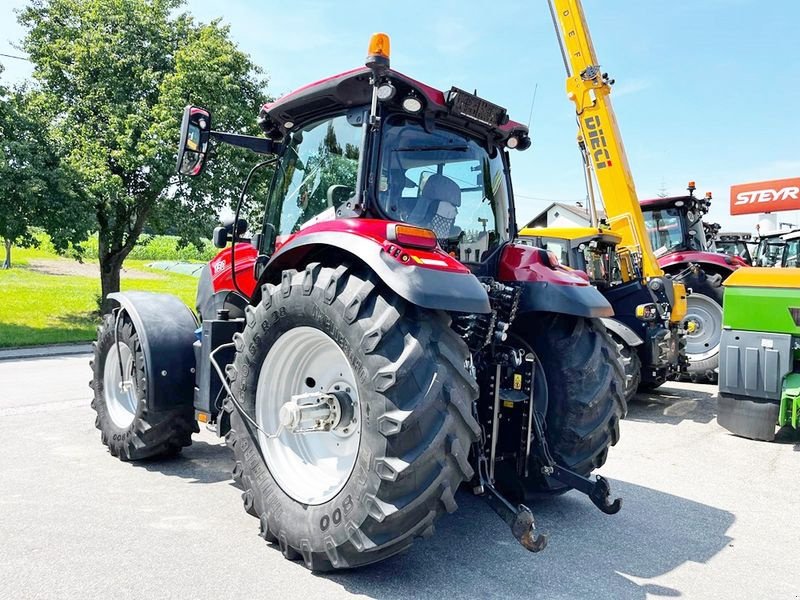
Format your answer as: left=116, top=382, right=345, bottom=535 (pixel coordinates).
left=0, top=244, right=201, bottom=348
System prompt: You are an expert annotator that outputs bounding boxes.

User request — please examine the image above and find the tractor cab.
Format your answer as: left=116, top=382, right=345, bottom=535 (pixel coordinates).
left=779, top=230, right=800, bottom=268
left=254, top=66, right=529, bottom=274
left=754, top=228, right=800, bottom=267
left=516, top=226, right=629, bottom=287
left=715, top=232, right=754, bottom=265
left=640, top=187, right=711, bottom=257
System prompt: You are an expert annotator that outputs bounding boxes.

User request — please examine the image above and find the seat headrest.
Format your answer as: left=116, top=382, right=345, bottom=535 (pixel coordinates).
left=421, top=174, right=461, bottom=207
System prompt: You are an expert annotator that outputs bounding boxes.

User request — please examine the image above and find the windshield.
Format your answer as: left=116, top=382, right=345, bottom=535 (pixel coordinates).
left=377, top=116, right=510, bottom=263
left=643, top=208, right=686, bottom=256
left=755, top=238, right=786, bottom=267
left=263, top=111, right=363, bottom=249
left=783, top=239, right=800, bottom=268
left=643, top=207, right=707, bottom=255
left=716, top=240, right=751, bottom=262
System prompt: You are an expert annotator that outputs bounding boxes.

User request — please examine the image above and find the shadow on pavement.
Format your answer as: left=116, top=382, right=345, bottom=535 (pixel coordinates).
left=626, top=382, right=717, bottom=426
left=325, top=480, right=734, bottom=600
left=133, top=439, right=232, bottom=484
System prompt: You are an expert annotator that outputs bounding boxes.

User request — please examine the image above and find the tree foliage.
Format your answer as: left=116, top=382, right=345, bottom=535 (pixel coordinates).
left=0, top=64, right=90, bottom=269
left=18, top=0, right=268, bottom=307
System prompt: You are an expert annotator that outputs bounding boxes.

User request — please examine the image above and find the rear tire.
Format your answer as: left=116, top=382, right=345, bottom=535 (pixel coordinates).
left=90, top=314, right=197, bottom=460
left=227, top=264, right=479, bottom=570
left=514, top=313, right=626, bottom=496
left=681, top=271, right=724, bottom=384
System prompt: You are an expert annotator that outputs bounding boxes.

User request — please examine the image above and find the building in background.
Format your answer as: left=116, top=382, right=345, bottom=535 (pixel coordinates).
left=524, top=201, right=606, bottom=229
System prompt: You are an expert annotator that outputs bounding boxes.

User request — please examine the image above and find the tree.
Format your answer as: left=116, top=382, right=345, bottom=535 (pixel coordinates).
left=0, top=66, right=90, bottom=269
left=19, top=0, right=267, bottom=310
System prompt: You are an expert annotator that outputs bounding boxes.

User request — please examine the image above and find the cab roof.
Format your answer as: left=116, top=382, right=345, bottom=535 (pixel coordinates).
left=518, top=226, right=622, bottom=245
left=258, top=67, right=529, bottom=145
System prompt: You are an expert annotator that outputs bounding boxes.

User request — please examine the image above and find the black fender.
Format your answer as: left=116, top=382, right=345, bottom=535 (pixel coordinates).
left=600, top=317, right=644, bottom=347
left=262, top=231, right=492, bottom=314
left=516, top=281, right=614, bottom=319
left=107, top=291, right=198, bottom=413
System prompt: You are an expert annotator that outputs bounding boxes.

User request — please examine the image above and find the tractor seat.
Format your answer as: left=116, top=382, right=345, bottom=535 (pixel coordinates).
left=407, top=174, right=461, bottom=240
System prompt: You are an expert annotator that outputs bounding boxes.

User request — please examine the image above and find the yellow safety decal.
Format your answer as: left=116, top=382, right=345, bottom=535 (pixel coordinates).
left=513, top=373, right=523, bottom=390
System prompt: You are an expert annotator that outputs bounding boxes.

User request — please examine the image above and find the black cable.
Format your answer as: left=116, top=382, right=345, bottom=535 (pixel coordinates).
left=230, top=157, right=278, bottom=299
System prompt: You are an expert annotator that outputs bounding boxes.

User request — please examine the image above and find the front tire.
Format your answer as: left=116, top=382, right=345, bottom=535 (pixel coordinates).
left=90, top=314, right=197, bottom=460
left=227, top=264, right=479, bottom=570
left=681, top=271, right=724, bottom=383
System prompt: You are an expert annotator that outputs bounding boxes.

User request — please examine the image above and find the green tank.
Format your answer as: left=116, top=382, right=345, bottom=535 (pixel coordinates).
left=717, top=268, right=800, bottom=440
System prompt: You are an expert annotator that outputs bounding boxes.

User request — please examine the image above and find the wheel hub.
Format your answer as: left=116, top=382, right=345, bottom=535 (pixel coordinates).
left=682, top=293, right=723, bottom=362
left=278, top=391, right=355, bottom=434
left=255, top=326, right=362, bottom=505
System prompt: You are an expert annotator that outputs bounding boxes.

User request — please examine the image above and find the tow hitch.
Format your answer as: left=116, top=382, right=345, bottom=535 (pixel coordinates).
left=476, top=347, right=621, bottom=552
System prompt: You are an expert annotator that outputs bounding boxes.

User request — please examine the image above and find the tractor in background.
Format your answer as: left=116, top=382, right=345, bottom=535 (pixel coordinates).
left=713, top=232, right=754, bottom=265
left=518, top=226, right=686, bottom=400
left=89, top=34, right=626, bottom=570
left=753, top=228, right=800, bottom=267
left=640, top=183, right=749, bottom=382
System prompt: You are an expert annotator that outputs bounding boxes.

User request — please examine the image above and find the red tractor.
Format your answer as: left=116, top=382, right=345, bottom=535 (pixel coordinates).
left=640, top=183, right=748, bottom=382
left=90, top=35, right=625, bottom=570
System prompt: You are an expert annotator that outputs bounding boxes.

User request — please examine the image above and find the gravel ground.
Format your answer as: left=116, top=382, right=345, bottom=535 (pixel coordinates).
left=1, top=354, right=797, bottom=600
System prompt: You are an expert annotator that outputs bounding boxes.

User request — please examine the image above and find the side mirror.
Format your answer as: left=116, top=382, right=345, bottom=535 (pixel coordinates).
left=176, top=105, right=212, bottom=176
left=212, top=217, right=249, bottom=248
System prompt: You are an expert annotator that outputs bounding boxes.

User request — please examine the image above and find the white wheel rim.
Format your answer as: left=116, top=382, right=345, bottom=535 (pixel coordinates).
left=683, top=293, right=723, bottom=362
left=256, top=326, right=361, bottom=505
left=103, top=343, right=138, bottom=429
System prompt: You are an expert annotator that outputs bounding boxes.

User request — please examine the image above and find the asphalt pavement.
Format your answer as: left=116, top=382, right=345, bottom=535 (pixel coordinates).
left=1, top=353, right=797, bottom=600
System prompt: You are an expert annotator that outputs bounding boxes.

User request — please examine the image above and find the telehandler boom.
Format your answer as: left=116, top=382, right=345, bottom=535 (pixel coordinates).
left=519, top=0, right=689, bottom=397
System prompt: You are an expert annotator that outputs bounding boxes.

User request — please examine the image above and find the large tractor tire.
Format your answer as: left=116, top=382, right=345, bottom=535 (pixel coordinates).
left=681, top=271, right=724, bottom=384
left=90, top=314, right=197, bottom=460
left=509, top=313, right=626, bottom=497
left=227, top=263, right=479, bottom=571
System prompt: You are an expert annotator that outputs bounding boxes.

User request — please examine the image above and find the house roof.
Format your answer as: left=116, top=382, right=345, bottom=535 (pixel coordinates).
left=523, top=202, right=604, bottom=228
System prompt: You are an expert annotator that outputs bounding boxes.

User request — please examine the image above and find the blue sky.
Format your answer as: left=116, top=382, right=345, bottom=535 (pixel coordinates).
left=2, top=0, right=798, bottom=231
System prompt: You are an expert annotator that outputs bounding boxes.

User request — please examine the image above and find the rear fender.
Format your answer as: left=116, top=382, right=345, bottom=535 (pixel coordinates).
left=658, top=251, right=743, bottom=274
left=107, top=292, right=197, bottom=413
left=260, top=230, right=491, bottom=314
left=601, top=318, right=644, bottom=347
left=499, top=243, right=614, bottom=319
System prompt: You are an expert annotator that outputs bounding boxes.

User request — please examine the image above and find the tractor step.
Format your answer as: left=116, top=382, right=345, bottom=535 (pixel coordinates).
left=778, top=373, right=800, bottom=430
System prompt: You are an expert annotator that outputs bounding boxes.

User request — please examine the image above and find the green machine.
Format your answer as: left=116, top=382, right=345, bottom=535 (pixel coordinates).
left=717, top=268, right=800, bottom=441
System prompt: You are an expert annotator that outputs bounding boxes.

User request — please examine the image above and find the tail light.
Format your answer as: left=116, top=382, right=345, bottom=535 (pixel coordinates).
left=387, top=224, right=438, bottom=250
left=635, top=303, right=658, bottom=321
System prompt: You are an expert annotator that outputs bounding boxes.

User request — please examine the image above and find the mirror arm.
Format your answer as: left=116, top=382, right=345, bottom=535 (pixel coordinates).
left=209, top=131, right=283, bottom=155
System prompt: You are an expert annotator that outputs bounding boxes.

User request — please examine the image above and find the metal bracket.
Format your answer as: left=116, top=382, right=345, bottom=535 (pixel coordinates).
left=477, top=456, right=547, bottom=552
left=528, top=400, right=622, bottom=515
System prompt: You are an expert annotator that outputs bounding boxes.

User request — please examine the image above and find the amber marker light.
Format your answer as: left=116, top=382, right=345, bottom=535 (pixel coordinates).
left=387, top=223, right=438, bottom=250
left=366, top=33, right=391, bottom=70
